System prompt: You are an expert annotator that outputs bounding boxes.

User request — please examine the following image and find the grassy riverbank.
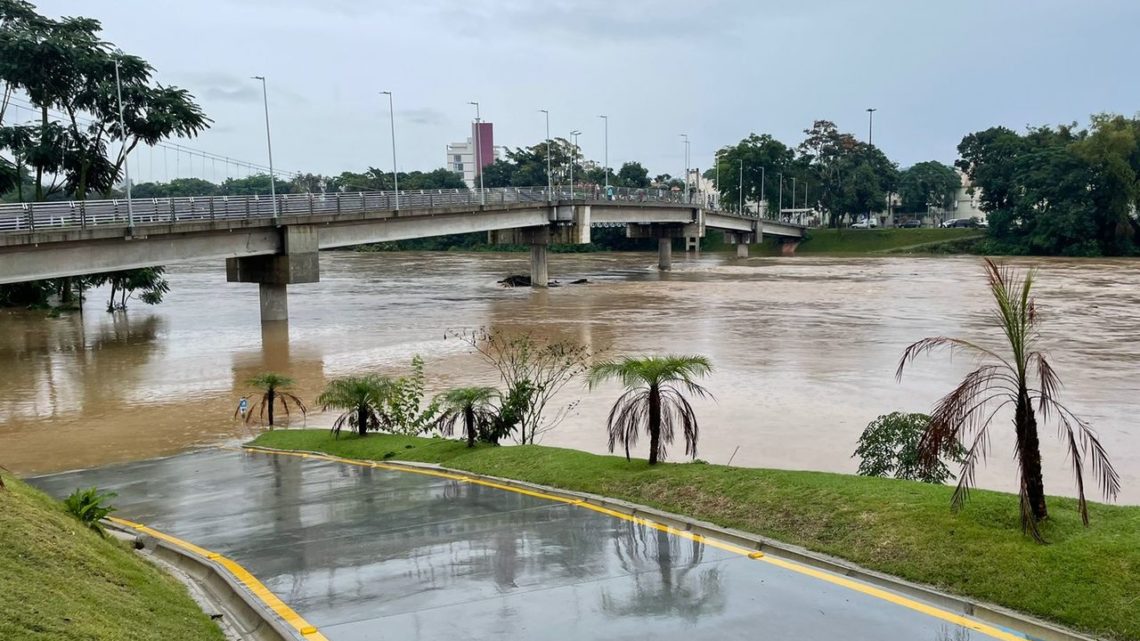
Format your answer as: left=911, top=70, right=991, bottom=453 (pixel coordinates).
left=0, top=473, right=225, bottom=641
left=252, top=430, right=1139, bottom=640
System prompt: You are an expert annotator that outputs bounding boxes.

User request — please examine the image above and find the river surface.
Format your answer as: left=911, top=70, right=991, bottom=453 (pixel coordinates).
left=1, top=251, right=1136, bottom=504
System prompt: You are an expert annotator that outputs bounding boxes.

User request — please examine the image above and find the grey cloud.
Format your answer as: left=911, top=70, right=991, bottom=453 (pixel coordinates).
left=399, top=108, right=446, bottom=127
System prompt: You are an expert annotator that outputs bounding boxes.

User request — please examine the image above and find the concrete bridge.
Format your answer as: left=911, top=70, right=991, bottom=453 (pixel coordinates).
left=0, top=187, right=805, bottom=322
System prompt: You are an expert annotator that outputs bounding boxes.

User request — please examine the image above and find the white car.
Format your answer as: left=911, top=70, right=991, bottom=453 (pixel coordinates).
left=851, top=217, right=877, bottom=229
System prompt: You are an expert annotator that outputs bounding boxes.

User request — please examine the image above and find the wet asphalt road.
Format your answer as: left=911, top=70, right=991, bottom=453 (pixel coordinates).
left=32, top=449, right=1020, bottom=641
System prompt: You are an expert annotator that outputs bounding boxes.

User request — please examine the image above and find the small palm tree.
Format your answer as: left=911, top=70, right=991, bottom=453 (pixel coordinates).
left=434, top=387, right=500, bottom=447
left=587, top=355, right=713, bottom=465
left=317, top=375, right=394, bottom=438
left=898, top=259, right=1119, bottom=539
left=239, top=373, right=306, bottom=428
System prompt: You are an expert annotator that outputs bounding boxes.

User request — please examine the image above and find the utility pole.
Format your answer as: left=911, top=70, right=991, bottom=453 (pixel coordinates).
left=469, top=101, right=484, bottom=205
left=598, top=114, right=609, bottom=191
left=381, top=91, right=398, bottom=209
left=680, top=133, right=689, bottom=203
left=569, top=129, right=581, bottom=198
left=540, top=109, right=552, bottom=199
left=778, top=172, right=783, bottom=215
left=114, top=58, right=134, bottom=229
left=738, top=159, right=743, bottom=214
left=252, top=75, right=277, bottom=219
left=760, top=166, right=766, bottom=217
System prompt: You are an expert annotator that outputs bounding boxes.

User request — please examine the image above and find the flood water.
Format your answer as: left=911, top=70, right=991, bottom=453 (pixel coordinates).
left=1, top=251, right=1137, bottom=504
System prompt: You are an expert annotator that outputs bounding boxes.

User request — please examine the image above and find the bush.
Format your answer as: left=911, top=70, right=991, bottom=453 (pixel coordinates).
left=853, top=412, right=966, bottom=484
left=63, top=488, right=117, bottom=536
left=387, top=355, right=439, bottom=434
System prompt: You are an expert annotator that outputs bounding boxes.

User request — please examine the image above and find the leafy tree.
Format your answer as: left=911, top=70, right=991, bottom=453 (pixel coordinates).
left=854, top=412, right=965, bottom=483
left=93, top=266, right=169, bottom=311
left=239, top=373, right=306, bottom=428
left=132, top=177, right=219, bottom=198
left=798, top=120, right=898, bottom=226
left=220, top=173, right=293, bottom=196
left=898, top=161, right=960, bottom=214
left=433, top=387, right=499, bottom=447
left=479, top=159, right=515, bottom=188
left=317, top=375, right=394, bottom=438
left=386, top=355, right=439, bottom=434
left=587, top=355, right=713, bottom=465
left=897, top=259, right=1119, bottom=540
left=715, top=133, right=796, bottom=213
left=616, top=161, right=650, bottom=188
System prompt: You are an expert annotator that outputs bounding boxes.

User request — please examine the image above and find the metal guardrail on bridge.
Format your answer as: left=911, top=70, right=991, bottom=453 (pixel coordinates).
left=0, top=185, right=803, bottom=234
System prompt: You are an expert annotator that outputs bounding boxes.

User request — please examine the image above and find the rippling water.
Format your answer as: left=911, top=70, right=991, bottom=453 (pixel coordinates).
left=1, top=251, right=1136, bottom=504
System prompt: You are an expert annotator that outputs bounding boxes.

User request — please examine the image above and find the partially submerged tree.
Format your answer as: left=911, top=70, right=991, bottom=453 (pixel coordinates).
left=854, top=412, right=966, bottom=484
left=317, top=375, right=393, bottom=438
left=433, top=386, right=499, bottom=447
left=240, top=373, right=306, bottom=428
left=897, top=259, right=1119, bottom=540
left=587, top=355, right=713, bottom=465
left=449, top=328, right=590, bottom=444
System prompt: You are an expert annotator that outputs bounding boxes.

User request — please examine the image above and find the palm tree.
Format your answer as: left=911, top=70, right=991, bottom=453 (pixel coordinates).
left=239, top=373, right=306, bottom=428
left=587, top=355, right=713, bottom=465
left=897, top=259, right=1119, bottom=539
left=317, top=375, right=394, bottom=438
left=434, top=387, right=499, bottom=447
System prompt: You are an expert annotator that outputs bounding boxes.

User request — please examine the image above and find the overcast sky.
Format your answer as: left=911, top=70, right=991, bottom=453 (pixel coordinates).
left=27, top=0, right=1140, bottom=182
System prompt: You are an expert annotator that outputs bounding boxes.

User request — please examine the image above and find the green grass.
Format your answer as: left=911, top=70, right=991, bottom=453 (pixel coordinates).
left=705, top=227, right=983, bottom=255
left=0, top=473, right=225, bottom=641
left=252, top=430, right=1139, bottom=641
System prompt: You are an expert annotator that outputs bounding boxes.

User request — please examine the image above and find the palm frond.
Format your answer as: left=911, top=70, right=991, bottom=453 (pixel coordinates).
left=606, top=388, right=648, bottom=461
left=897, top=337, right=1013, bottom=382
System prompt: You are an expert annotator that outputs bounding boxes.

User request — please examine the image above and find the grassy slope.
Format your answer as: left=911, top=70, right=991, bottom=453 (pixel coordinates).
left=0, top=473, right=225, bottom=641
left=252, top=430, right=1139, bottom=641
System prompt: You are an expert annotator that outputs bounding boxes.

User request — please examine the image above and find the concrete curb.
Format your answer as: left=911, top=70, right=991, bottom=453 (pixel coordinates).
left=242, top=445, right=1098, bottom=641
left=106, top=521, right=302, bottom=641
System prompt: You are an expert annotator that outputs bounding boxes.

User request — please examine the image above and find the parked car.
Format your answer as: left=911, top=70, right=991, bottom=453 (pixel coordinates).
left=898, top=219, right=922, bottom=228
left=941, top=218, right=979, bottom=228
left=851, top=219, right=875, bottom=229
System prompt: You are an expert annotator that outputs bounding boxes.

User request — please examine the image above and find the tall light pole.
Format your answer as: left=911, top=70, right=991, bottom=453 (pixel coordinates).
left=381, top=91, right=399, bottom=209
left=113, top=58, right=134, bottom=229
left=569, top=130, right=581, bottom=198
left=791, top=176, right=797, bottom=212
left=251, top=75, right=277, bottom=219
left=738, top=159, right=743, bottom=214
left=539, top=109, right=552, bottom=199
left=469, top=101, right=484, bottom=205
left=778, top=172, right=784, bottom=215
left=866, top=107, right=877, bottom=145
left=598, top=114, right=609, bottom=191
left=679, top=133, right=689, bottom=203
left=760, top=166, right=766, bottom=217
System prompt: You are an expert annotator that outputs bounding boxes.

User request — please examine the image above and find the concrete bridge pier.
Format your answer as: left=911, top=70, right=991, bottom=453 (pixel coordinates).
left=530, top=243, right=549, bottom=287
left=658, top=238, right=673, bottom=271
left=723, top=231, right=756, bottom=259
left=226, top=225, right=320, bottom=323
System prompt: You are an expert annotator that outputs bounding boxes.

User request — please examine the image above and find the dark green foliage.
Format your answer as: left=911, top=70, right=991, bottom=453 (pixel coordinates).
left=240, top=373, right=306, bottom=428
left=957, top=115, right=1140, bottom=256
left=897, top=161, right=960, bottom=213
left=386, top=355, right=439, bottom=435
left=92, top=266, right=170, bottom=311
left=433, top=386, right=499, bottom=447
left=63, top=487, right=116, bottom=536
left=854, top=412, right=965, bottom=483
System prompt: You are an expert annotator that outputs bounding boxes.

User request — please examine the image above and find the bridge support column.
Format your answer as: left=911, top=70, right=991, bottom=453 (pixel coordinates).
left=530, top=243, right=549, bottom=287
left=227, top=225, right=320, bottom=323
left=658, top=238, right=672, bottom=271
left=259, top=283, right=289, bottom=322
left=736, top=243, right=749, bottom=258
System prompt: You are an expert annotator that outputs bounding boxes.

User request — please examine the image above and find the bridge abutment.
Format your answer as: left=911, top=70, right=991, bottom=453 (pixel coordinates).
left=226, top=225, right=320, bottom=323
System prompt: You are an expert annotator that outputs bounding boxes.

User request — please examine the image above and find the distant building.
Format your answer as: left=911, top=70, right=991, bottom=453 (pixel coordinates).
left=447, top=122, right=497, bottom=188
left=951, top=170, right=986, bottom=222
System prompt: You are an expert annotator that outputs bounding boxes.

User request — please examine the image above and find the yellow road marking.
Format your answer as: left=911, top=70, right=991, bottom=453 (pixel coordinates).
left=240, top=445, right=1029, bottom=641
left=108, top=516, right=330, bottom=641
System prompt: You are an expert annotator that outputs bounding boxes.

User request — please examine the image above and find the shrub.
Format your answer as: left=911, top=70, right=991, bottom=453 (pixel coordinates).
left=853, top=412, right=966, bottom=484
left=63, top=488, right=117, bottom=536
left=387, top=355, right=440, bottom=434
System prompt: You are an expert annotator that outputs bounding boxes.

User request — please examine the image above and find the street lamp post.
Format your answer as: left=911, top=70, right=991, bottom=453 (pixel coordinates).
left=381, top=91, right=399, bottom=209
left=760, top=166, right=766, bottom=217
left=539, top=109, right=552, bottom=199
left=679, top=134, right=690, bottom=203
left=778, top=172, right=784, bottom=215
left=113, top=58, right=134, bottom=229
left=569, top=130, right=581, bottom=198
left=791, top=176, right=797, bottom=213
left=251, top=75, right=277, bottom=219
left=866, top=107, right=877, bottom=145
left=469, top=101, right=484, bottom=205
left=598, top=115, right=609, bottom=192
left=738, top=159, right=743, bottom=214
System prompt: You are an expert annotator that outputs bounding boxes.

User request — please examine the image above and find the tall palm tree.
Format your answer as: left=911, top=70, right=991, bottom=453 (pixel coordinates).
left=587, top=355, right=713, bottom=465
left=317, top=375, right=394, bottom=438
left=897, top=259, right=1118, bottom=540
left=434, top=387, right=499, bottom=447
left=239, top=373, right=306, bottom=428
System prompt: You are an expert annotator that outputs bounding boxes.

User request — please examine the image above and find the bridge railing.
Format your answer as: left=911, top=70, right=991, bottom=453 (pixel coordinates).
left=0, top=185, right=762, bottom=235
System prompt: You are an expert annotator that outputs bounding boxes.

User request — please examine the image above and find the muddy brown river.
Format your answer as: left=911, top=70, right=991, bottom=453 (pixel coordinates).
left=1, top=251, right=1136, bottom=504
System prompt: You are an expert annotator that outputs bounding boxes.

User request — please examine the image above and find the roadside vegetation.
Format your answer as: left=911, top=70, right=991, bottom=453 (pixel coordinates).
left=0, top=472, right=225, bottom=641
left=248, top=429, right=1139, bottom=641
left=715, top=227, right=982, bottom=255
